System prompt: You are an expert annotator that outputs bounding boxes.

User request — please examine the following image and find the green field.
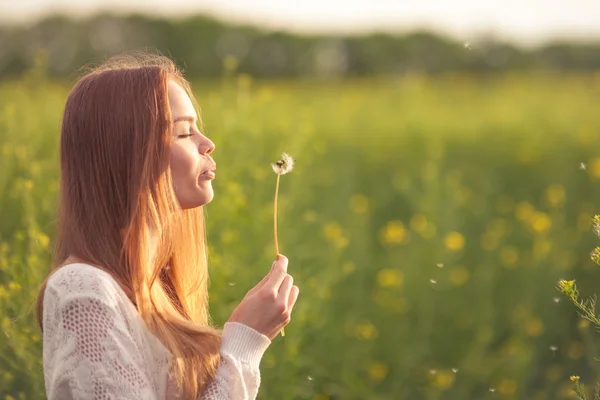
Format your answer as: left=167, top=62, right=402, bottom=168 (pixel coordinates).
left=2, top=71, right=600, bottom=399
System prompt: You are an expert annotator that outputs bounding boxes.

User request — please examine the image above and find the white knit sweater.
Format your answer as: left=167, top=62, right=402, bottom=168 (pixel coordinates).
left=42, top=262, right=271, bottom=399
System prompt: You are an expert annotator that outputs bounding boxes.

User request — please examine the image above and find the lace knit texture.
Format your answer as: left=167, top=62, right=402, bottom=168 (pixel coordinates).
left=42, top=263, right=271, bottom=399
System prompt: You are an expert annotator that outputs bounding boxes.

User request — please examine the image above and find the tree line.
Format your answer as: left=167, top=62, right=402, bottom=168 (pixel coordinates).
left=1, top=13, right=599, bottom=79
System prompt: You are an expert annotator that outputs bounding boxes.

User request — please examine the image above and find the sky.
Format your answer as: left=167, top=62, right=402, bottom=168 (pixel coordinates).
left=1, top=0, right=599, bottom=46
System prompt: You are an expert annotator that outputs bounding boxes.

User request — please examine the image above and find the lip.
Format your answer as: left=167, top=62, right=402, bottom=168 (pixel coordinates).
left=200, top=164, right=216, bottom=180
left=201, top=171, right=216, bottom=179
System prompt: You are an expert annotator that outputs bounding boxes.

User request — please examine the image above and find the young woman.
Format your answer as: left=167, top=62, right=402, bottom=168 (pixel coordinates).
left=35, top=52, right=299, bottom=399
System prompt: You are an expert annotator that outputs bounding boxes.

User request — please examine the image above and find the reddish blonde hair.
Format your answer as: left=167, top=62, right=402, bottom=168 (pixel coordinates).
left=36, top=52, right=221, bottom=398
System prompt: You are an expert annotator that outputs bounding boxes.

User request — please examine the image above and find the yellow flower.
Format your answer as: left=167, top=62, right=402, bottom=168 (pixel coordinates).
left=349, top=194, right=369, bottom=215
left=380, top=220, right=409, bottom=245
left=570, top=375, right=580, bottom=382
left=223, top=55, right=239, bottom=71
left=356, top=322, right=378, bottom=340
left=497, top=379, right=517, bottom=395
left=578, top=212, right=592, bottom=232
left=449, top=267, right=470, bottom=286
left=578, top=319, right=590, bottom=330
left=568, top=341, right=584, bottom=360
left=558, top=279, right=576, bottom=297
left=515, top=202, right=535, bottom=221
left=410, top=214, right=428, bottom=232
left=531, top=212, right=552, bottom=233
left=525, top=319, right=544, bottom=337
left=545, top=365, right=563, bottom=382
left=592, top=247, right=600, bottom=265
left=323, top=222, right=348, bottom=249
left=342, top=261, right=355, bottom=275
left=432, top=370, right=455, bottom=390
left=376, top=269, right=404, bottom=288
left=237, top=73, right=252, bottom=89
left=368, top=362, right=389, bottom=382
left=590, top=157, right=600, bottom=179
left=545, top=184, right=566, bottom=207
left=444, top=232, right=465, bottom=252
left=480, top=233, right=499, bottom=251
left=303, top=210, right=317, bottom=222
left=500, top=246, right=520, bottom=268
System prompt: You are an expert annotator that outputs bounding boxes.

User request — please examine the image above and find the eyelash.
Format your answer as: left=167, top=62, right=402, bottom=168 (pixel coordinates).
left=178, top=133, right=193, bottom=139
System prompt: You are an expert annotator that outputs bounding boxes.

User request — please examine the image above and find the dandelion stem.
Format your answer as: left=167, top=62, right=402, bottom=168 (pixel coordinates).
left=274, top=173, right=280, bottom=258
left=273, top=173, right=285, bottom=337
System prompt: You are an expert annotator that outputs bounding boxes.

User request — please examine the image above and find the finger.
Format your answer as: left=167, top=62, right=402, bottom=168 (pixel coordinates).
left=250, top=260, right=277, bottom=293
left=287, top=285, right=299, bottom=311
left=266, top=255, right=288, bottom=289
left=277, top=274, right=293, bottom=298
left=248, top=256, right=284, bottom=294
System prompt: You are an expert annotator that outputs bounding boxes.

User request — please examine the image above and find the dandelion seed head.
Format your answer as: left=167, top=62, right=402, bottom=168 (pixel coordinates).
left=272, top=152, right=294, bottom=175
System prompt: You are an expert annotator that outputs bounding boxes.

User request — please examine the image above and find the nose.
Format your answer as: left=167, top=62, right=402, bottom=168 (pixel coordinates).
left=199, top=136, right=215, bottom=155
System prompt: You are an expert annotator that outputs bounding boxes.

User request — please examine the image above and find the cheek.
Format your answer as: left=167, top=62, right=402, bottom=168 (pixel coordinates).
left=169, top=145, right=200, bottom=182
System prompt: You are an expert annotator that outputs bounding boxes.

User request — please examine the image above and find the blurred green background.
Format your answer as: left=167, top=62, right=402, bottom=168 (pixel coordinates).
left=3, top=11, right=600, bottom=400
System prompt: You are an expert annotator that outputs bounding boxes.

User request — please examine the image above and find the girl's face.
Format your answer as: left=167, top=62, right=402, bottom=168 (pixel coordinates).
left=168, top=81, right=216, bottom=209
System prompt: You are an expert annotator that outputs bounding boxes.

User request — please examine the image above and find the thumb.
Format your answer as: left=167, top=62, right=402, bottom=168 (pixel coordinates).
left=248, top=260, right=277, bottom=293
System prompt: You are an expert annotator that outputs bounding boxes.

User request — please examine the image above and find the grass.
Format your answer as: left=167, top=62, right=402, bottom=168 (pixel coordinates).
left=2, top=71, right=600, bottom=399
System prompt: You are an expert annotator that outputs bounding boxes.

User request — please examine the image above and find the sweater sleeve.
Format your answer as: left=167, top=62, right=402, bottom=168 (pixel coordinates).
left=200, top=322, right=271, bottom=400
left=42, top=273, right=158, bottom=400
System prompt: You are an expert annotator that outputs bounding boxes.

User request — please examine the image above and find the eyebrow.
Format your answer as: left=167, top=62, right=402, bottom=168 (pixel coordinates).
left=172, top=116, right=196, bottom=124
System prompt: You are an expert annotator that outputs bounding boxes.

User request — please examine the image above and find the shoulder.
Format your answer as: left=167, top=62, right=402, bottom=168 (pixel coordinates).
left=46, top=262, right=122, bottom=299
left=43, top=262, right=131, bottom=318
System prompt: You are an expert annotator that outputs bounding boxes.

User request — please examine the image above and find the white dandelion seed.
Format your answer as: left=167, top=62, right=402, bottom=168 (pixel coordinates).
left=307, top=376, right=313, bottom=381
left=553, top=297, right=560, bottom=303
left=430, top=279, right=437, bottom=285
left=452, top=368, right=459, bottom=374
left=580, top=162, right=587, bottom=170
left=550, top=345, right=558, bottom=353
left=464, top=42, right=472, bottom=50
left=429, top=369, right=437, bottom=375
left=489, top=388, right=495, bottom=392
left=437, top=263, right=444, bottom=268
left=272, top=152, right=295, bottom=175
left=228, top=282, right=236, bottom=286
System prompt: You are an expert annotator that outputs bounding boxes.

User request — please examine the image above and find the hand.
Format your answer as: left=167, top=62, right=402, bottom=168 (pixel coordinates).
left=227, top=254, right=299, bottom=340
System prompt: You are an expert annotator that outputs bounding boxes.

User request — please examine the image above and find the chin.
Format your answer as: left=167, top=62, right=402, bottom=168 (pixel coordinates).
left=179, top=188, right=214, bottom=210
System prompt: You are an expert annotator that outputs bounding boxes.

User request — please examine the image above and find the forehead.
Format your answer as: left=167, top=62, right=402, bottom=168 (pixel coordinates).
left=167, top=80, right=195, bottom=118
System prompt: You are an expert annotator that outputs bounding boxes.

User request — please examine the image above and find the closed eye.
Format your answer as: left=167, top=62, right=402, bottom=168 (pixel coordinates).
left=178, top=133, right=194, bottom=139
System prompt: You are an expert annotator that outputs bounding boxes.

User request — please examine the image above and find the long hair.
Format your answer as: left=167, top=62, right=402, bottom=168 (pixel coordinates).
left=35, top=52, right=221, bottom=398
